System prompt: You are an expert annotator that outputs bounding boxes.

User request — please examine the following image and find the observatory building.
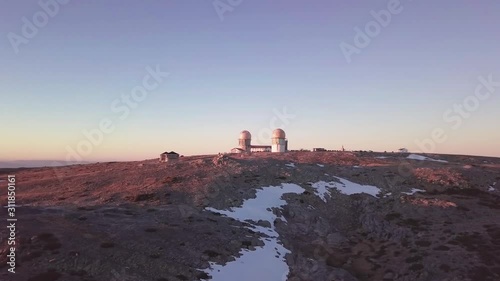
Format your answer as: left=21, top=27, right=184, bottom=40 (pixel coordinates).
left=272, top=128, right=288, bottom=153
left=239, top=130, right=252, bottom=151
left=232, top=129, right=288, bottom=153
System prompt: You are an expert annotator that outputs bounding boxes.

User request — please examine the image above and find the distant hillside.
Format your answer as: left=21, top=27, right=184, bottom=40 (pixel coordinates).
left=0, top=160, right=92, bottom=169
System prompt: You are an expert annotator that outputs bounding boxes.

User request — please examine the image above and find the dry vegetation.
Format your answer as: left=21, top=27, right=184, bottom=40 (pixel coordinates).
left=0, top=151, right=499, bottom=281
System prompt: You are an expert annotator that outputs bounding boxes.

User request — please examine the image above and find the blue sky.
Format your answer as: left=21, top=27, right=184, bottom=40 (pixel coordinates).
left=1, top=0, right=499, bottom=161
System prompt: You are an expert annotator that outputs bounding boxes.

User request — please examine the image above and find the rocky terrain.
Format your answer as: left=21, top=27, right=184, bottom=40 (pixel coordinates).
left=0, top=151, right=499, bottom=281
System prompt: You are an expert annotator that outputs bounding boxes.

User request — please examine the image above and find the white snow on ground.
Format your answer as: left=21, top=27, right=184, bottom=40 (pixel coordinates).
left=489, top=183, right=497, bottom=192
left=333, top=177, right=381, bottom=197
left=317, top=164, right=324, bottom=167
left=407, top=154, right=448, bottom=163
left=407, top=154, right=428, bottom=161
left=402, top=188, right=426, bottom=195
left=311, top=177, right=381, bottom=202
left=285, top=163, right=296, bottom=168
left=353, top=166, right=361, bottom=169
left=311, top=181, right=336, bottom=202
left=376, top=156, right=389, bottom=159
left=203, top=183, right=305, bottom=281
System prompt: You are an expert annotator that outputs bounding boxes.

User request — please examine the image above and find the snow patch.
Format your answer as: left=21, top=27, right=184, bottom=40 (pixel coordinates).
left=203, top=183, right=304, bottom=281
left=402, top=188, right=425, bottom=195
left=311, top=177, right=382, bottom=202
left=285, top=163, right=296, bottom=168
left=333, top=177, right=381, bottom=197
left=376, top=156, right=389, bottom=159
left=311, top=181, right=336, bottom=202
left=407, top=154, right=447, bottom=163
left=353, top=166, right=361, bottom=169
left=317, top=164, right=324, bottom=167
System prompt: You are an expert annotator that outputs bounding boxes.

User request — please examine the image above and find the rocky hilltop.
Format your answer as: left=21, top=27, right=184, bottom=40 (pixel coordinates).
left=1, top=152, right=499, bottom=281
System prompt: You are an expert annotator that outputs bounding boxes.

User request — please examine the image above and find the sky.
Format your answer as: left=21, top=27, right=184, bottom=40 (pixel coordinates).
left=1, top=0, right=499, bottom=161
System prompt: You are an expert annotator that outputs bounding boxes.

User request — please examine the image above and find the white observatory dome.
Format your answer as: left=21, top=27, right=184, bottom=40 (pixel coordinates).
left=239, top=130, right=252, bottom=140
left=272, top=128, right=286, bottom=139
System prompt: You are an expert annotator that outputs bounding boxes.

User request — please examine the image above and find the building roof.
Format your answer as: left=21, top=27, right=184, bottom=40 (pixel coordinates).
left=250, top=145, right=271, bottom=148
left=272, top=128, right=286, bottom=139
left=161, top=151, right=179, bottom=155
left=239, top=130, right=252, bottom=140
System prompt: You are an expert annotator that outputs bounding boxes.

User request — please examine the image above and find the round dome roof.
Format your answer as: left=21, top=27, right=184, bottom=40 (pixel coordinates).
left=272, top=128, right=286, bottom=139
left=239, top=130, right=252, bottom=139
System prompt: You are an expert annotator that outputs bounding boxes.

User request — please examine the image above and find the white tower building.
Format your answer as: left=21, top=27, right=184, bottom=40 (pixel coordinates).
left=239, top=130, right=252, bottom=151
left=271, top=128, right=287, bottom=153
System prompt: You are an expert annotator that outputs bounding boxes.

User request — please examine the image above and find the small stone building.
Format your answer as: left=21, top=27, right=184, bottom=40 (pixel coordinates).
left=159, top=151, right=180, bottom=162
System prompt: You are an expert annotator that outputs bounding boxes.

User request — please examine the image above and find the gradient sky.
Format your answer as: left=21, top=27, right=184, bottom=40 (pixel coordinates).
left=1, top=0, right=499, bottom=161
